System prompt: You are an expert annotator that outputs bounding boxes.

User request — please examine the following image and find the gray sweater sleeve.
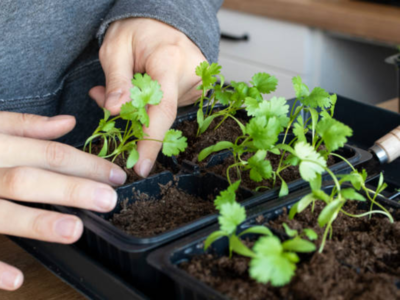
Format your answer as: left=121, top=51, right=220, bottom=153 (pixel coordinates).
left=97, top=0, right=223, bottom=63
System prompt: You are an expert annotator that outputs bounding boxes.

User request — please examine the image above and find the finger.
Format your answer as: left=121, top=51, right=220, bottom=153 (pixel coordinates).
left=0, top=167, right=117, bottom=212
left=0, top=261, right=23, bottom=291
left=134, top=47, right=181, bottom=178
left=0, top=111, right=76, bottom=140
left=89, top=85, right=106, bottom=108
left=0, top=134, right=127, bottom=186
left=99, top=33, right=133, bottom=115
left=0, top=199, right=83, bottom=244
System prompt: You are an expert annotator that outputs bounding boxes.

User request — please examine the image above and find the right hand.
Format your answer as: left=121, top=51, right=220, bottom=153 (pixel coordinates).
left=0, top=111, right=127, bottom=291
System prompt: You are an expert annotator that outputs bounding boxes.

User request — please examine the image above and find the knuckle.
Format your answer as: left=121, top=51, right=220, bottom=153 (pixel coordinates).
left=64, top=181, right=82, bottom=206
left=3, top=167, right=26, bottom=198
left=45, top=142, right=69, bottom=169
left=106, top=72, right=131, bottom=89
left=31, top=212, right=49, bottom=237
left=160, top=101, right=177, bottom=122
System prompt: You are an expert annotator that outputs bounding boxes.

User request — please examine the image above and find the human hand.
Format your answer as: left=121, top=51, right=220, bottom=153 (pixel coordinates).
left=89, top=18, right=206, bottom=178
left=0, top=111, right=126, bottom=290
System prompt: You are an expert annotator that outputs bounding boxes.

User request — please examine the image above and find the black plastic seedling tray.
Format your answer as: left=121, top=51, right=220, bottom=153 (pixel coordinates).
left=148, top=184, right=400, bottom=300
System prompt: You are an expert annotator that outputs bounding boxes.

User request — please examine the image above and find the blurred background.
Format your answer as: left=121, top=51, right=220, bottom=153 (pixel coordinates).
left=218, top=0, right=400, bottom=111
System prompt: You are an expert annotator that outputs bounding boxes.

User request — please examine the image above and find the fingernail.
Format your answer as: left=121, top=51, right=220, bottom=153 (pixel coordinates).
left=109, top=168, right=127, bottom=185
left=140, top=159, right=153, bottom=178
left=0, top=271, right=22, bottom=290
left=54, top=217, right=81, bottom=239
left=94, top=187, right=117, bottom=211
left=106, top=92, right=122, bottom=109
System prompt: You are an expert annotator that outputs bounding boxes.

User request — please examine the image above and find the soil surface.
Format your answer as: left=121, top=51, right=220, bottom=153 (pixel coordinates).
left=110, top=181, right=216, bottom=237
left=175, top=115, right=247, bottom=165
left=209, top=151, right=335, bottom=191
left=180, top=202, right=400, bottom=300
left=89, top=141, right=171, bottom=185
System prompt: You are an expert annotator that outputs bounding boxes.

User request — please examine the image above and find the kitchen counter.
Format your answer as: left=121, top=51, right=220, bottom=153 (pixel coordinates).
left=222, top=0, right=400, bottom=45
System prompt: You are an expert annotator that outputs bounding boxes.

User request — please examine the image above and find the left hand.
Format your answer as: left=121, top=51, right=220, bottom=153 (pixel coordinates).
left=89, top=18, right=206, bottom=178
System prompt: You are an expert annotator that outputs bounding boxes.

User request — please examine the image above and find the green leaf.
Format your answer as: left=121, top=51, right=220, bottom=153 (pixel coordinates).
left=301, top=87, right=331, bottom=109
left=250, top=236, right=295, bottom=286
left=294, top=142, right=327, bottom=181
left=195, top=61, right=221, bottom=90
left=126, top=147, right=139, bottom=168
left=330, top=94, right=337, bottom=117
left=244, top=97, right=261, bottom=116
left=130, top=73, right=163, bottom=107
left=340, top=188, right=366, bottom=201
left=162, top=129, right=188, bottom=156
left=230, top=235, right=255, bottom=258
left=303, top=228, right=318, bottom=241
left=276, top=144, right=295, bottom=154
left=246, top=116, right=281, bottom=150
left=282, top=237, right=316, bottom=253
left=282, top=223, right=298, bottom=237
left=292, top=76, right=310, bottom=99
left=239, top=225, right=273, bottom=237
left=283, top=252, right=300, bottom=263
left=338, top=171, right=364, bottom=190
left=219, top=202, right=247, bottom=235
left=214, top=180, right=241, bottom=210
left=198, top=141, right=233, bottom=162
left=215, top=88, right=232, bottom=105
left=289, top=202, right=299, bottom=220
left=103, top=108, right=111, bottom=120
left=250, top=73, right=278, bottom=94
left=247, top=150, right=272, bottom=182
left=309, top=107, right=319, bottom=138
left=204, top=230, right=226, bottom=250
left=316, top=118, right=353, bottom=152
left=312, top=189, right=331, bottom=203
left=199, top=115, right=217, bottom=134
left=120, top=102, right=137, bottom=121
left=318, top=199, right=343, bottom=227
left=309, top=173, right=322, bottom=191
left=279, top=179, right=289, bottom=197
left=197, top=109, right=204, bottom=128
left=248, top=97, right=289, bottom=130
left=293, top=115, right=307, bottom=143
left=297, top=193, right=316, bottom=213
left=98, top=138, right=108, bottom=157
left=231, top=81, right=249, bottom=101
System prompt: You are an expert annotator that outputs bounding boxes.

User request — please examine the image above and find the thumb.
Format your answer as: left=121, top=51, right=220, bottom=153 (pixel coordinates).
left=0, top=112, right=76, bottom=140
left=98, top=41, right=133, bottom=115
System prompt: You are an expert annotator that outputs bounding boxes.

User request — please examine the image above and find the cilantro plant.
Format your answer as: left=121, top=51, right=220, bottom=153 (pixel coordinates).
left=195, top=61, right=278, bottom=136
left=204, top=183, right=316, bottom=286
left=85, top=74, right=187, bottom=168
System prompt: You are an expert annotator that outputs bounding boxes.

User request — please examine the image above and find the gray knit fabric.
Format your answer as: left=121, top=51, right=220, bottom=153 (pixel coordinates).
left=0, top=0, right=223, bottom=145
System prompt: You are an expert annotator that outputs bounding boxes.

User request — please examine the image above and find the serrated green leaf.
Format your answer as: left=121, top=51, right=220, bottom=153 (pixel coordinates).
left=303, top=228, right=318, bottom=240
left=195, top=61, right=221, bottom=90
left=130, top=74, right=163, bottom=107
left=245, top=97, right=261, bottom=116
left=103, top=108, right=111, bottom=121
left=239, top=225, right=273, bottom=237
left=248, top=97, right=289, bottom=130
left=340, top=188, right=366, bottom=201
left=282, top=223, right=298, bottom=237
left=247, top=150, right=272, bottom=182
left=250, top=73, right=278, bottom=94
left=316, top=118, right=353, bottom=152
left=126, top=147, right=139, bottom=168
left=120, top=102, right=137, bottom=121
left=301, top=87, right=331, bottom=109
left=318, top=199, right=343, bottom=227
left=219, top=202, right=246, bottom=235
left=292, top=76, right=310, bottom=99
left=214, top=180, right=241, bottom=210
left=230, top=235, right=255, bottom=258
left=198, top=141, right=233, bottom=162
left=294, top=142, right=327, bottom=181
left=215, top=88, right=232, bottom=105
left=246, top=116, right=281, bottom=150
left=338, top=171, right=364, bottom=190
left=162, top=129, right=187, bottom=156
left=231, top=81, right=249, bottom=102
left=282, top=237, right=316, bottom=253
left=204, top=230, right=226, bottom=250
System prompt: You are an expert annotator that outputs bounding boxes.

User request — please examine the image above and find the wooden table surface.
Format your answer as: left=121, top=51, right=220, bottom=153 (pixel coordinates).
left=0, top=235, right=85, bottom=300
left=223, top=0, right=400, bottom=45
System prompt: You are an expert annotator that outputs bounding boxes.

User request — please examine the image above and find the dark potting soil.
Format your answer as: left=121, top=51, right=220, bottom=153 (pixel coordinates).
left=208, top=151, right=335, bottom=191
left=89, top=142, right=170, bottom=185
left=175, top=115, right=247, bottom=165
left=180, top=202, right=400, bottom=300
left=110, top=181, right=216, bottom=237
